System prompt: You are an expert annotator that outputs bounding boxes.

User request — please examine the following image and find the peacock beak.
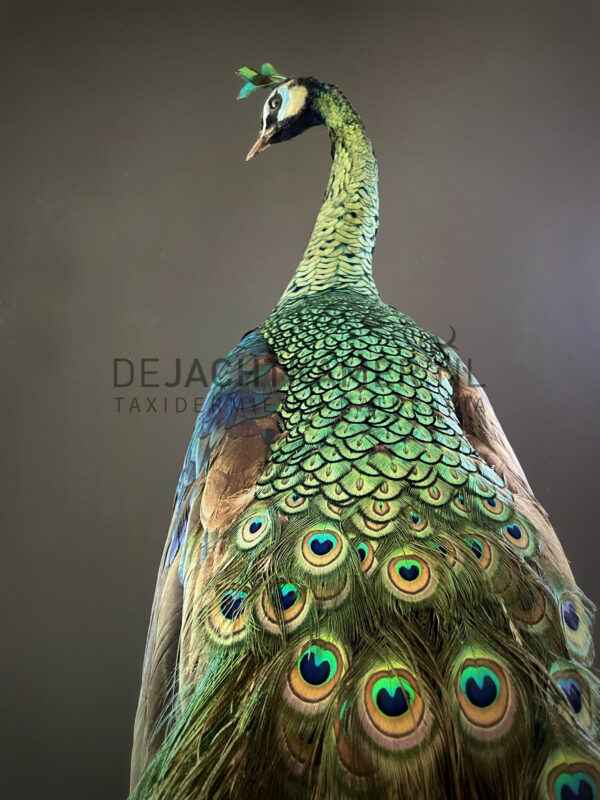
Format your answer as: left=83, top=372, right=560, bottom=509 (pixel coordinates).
left=246, top=132, right=272, bottom=161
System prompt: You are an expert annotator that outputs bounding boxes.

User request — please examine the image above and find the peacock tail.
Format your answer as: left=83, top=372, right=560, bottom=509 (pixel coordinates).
left=130, top=65, right=600, bottom=800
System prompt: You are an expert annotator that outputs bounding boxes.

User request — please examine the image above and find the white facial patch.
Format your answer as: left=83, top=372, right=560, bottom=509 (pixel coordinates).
left=261, top=83, right=308, bottom=134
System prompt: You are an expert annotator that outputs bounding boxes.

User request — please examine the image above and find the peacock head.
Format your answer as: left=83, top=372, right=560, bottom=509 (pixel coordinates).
left=236, top=63, right=322, bottom=160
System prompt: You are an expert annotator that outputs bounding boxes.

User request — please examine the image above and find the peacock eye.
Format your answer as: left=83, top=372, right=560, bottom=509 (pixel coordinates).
left=268, top=94, right=282, bottom=111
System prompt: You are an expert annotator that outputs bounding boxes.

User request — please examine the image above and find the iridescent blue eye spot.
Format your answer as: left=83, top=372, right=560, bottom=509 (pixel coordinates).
left=356, top=542, right=368, bottom=562
left=557, top=678, right=583, bottom=714
left=299, top=649, right=332, bottom=685
left=275, top=584, right=298, bottom=610
left=486, top=497, right=497, bottom=508
left=410, top=512, right=421, bottom=524
left=220, top=590, right=248, bottom=621
left=465, top=537, right=483, bottom=559
left=249, top=517, right=265, bottom=535
left=309, top=533, right=335, bottom=556
left=436, top=543, right=448, bottom=555
left=505, top=523, right=522, bottom=540
left=555, top=773, right=597, bottom=800
left=376, top=685, right=409, bottom=717
left=291, top=492, right=300, bottom=503
left=399, top=564, right=420, bottom=581
left=465, top=675, right=497, bottom=708
left=562, top=600, right=581, bottom=632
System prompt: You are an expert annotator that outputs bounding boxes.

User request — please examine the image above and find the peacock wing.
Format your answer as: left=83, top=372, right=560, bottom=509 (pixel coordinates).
left=446, top=348, right=573, bottom=582
left=130, top=328, right=287, bottom=788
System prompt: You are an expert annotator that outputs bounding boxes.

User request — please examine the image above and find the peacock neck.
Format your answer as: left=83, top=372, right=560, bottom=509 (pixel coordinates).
left=278, top=84, right=379, bottom=304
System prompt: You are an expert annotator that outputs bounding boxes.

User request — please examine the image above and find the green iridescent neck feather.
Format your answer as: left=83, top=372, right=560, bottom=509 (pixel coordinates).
left=279, top=84, right=379, bottom=303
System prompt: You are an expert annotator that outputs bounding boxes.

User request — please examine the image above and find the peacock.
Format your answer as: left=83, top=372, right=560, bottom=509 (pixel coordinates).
left=130, top=64, right=599, bottom=800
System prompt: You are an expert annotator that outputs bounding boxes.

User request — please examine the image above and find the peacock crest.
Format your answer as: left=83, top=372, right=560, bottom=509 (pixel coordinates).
left=236, top=62, right=287, bottom=99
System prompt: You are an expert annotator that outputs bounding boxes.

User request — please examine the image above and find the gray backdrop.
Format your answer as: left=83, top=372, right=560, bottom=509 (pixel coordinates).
left=2, top=1, right=599, bottom=798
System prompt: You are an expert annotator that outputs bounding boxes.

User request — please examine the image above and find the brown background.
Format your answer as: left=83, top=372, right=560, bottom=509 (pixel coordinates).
left=2, top=1, right=599, bottom=798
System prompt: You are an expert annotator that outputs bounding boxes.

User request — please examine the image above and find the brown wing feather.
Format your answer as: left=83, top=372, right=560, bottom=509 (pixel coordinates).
left=130, top=331, right=287, bottom=790
left=179, top=414, right=282, bottom=693
left=447, top=350, right=574, bottom=582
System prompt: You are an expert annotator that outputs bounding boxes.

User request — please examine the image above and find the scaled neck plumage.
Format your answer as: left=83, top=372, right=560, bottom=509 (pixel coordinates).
left=279, top=84, right=379, bottom=304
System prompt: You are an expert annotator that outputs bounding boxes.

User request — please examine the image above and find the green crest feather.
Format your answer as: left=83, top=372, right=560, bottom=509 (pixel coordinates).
left=236, top=62, right=287, bottom=99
